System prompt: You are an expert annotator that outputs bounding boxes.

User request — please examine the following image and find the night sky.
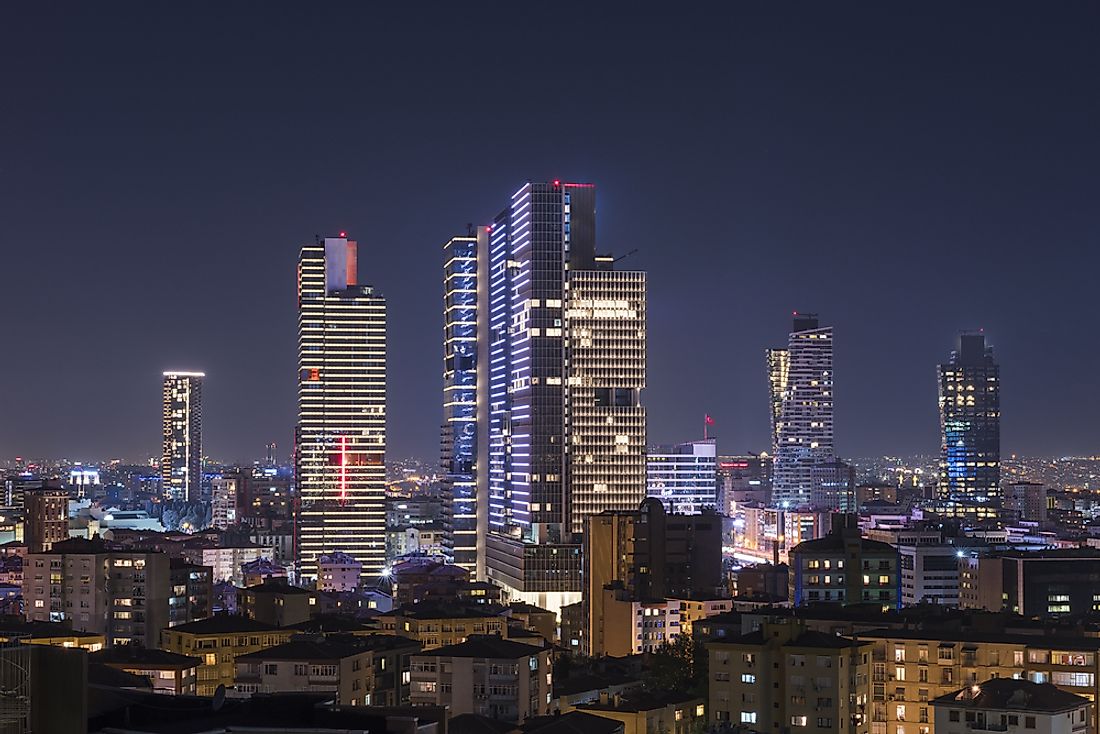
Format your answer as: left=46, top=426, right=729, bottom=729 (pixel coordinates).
left=2, top=3, right=1097, bottom=464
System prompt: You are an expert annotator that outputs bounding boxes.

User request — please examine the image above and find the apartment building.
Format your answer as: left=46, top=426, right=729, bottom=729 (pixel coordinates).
left=378, top=603, right=507, bottom=650
left=24, top=538, right=170, bottom=647
left=858, top=628, right=1100, bottom=734
left=931, top=679, right=1090, bottom=734
left=159, top=615, right=294, bottom=697
left=409, top=637, right=551, bottom=721
left=90, top=647, right=201, bottom=695
left=236, top=635, right=420, bottom=706
left=706, top=620, right=871, bottom=734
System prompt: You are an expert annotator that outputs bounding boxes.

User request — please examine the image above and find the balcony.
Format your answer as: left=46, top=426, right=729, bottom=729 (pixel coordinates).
left=967, top=723, right=1008, bottom=732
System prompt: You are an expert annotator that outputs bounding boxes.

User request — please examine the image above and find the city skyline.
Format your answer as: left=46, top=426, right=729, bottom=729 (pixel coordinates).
left=3, top=4, right=1099, bottom=463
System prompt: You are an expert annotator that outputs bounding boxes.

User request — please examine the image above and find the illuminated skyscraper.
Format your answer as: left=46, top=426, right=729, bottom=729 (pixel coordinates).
left=479, top=181, right=646, bottom=612
left=297, top=234, right=387, bottom=581
left=770, top=314, right=834, bottom=509
left=937, top=332, right=1000, bottom=503
left=766, top=348, right=789, bottom=453
left=441, top=233, right=481, bottom=576
left=162, top=371, right=203, bottom=501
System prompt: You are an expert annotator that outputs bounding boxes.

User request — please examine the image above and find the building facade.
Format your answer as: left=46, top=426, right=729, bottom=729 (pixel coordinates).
left=211, top=476, right=238, bottom=530
left=646, top=440, right=717, bottom=515
left=937, top=332, right=1000, bottom=503
left=24, top=489, right=69, bottom=553
left=788, top=514, right=900, bottom=610
left=770, top=314, right=835, bottom=509
left=297, top=234, right=387, bottom=580
left=706, top=620, right=871, bottom=734
left=24, top=538, right=170, bottom=647
left=441, top=234, right=481, bottom=577
left=162, top=371, right=203, bottom=502
left=931, top=679, right=1090, bottom=734
left=408, top=637, right=551, bottom=720
left=479, top=182, right=646, bottom=613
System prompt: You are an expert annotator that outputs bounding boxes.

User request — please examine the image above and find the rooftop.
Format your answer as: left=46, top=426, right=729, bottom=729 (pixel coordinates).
left=91, top=647, right=201, bottom=668
left=167, top=614, right=281, bottom=635
left=790, top=533, right=896, bottom=555
left=237, top=638, right=367, bottom=662
left=418, top=636, right=545, bottom=660
left=859, top=627, right=1100, bottom=651
left=714, top=628, right=868, bottom=650
left=931, top=678, right=1089, bottom=713
left=243, top=580, right=311, bottom=595
left=523, top=711, right=625, bottom=734
left=449, top=713, right=522, bottom=734
left=579, top=691, right=701, bottom=713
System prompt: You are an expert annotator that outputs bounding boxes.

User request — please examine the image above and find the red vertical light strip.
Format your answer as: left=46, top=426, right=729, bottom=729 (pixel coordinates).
left=340, top=435, right=347, bottom=505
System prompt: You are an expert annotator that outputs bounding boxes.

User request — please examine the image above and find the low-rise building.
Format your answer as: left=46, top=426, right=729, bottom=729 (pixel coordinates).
left=859, top=628, right=1100, bottom=734
left=169, top=558, right=213, bottom=627
left=319, top=551, right=362, bottom=592
left=899, top=544, right=961, bottom=607
left=932, top=679, right=1090, bottom=734
left=0, top=620, right=105, bottom=651
left=90, top=646, right=201, bottom=695
left=236, top=634, right=421, bottom=705
left=674, top=597, right=733, bottom=637
left=574, top=692, right=706, bottom=734
left=379, top=603, right=507, bottom=650
left=238, top=580, right=311, bottom=627
left=159, top=614, right=294, bottom=697
left=180, top=541, right=273, bottom=585
left=409, top=636, right=551, bottom=720
left=789, top=514, right=899, bottom=610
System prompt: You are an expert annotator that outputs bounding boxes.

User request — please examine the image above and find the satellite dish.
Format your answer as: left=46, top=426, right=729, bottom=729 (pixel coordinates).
left=212, top=684, right=226, bottom=712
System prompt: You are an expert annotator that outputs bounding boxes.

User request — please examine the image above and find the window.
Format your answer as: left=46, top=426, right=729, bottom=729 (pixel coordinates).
left=1008, top=716, right=1019, bottom=726
left=816, top=718, right=832, bottom=728
left=949, top=712, right=960, bottom=723
left=895, top=667, right=906, bottom=681
left=791, top=716, right=807, bottom=727
left=895, top=647, right=905, bottom=662
left=1013, top=651, right=1024, bottom=666
left=741, top=674, right=756, bottom=683
left=1025, top=717, right=1035, bottom=729
left=1052, top=672, right=1094, bottom=687
left=264, top=664, right=277, bottom=675
left=896, top=705, right=906, bottom=722
left=741, top=712, right=757, bottom=724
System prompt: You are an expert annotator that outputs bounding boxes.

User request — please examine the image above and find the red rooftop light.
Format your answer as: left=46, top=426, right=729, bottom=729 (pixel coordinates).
left=339, top=231, right=347, bottom=238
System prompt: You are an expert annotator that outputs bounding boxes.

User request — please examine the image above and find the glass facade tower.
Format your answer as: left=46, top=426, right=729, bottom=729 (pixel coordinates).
left=296, top=235, right=387, bottom=581
left=441, top=234, right=480, bottom=575
left=938, top=332, right=1000, bottom=503
left=477, top=181, right=647, bottom=613
left=770, top=314, right=835, bottom=509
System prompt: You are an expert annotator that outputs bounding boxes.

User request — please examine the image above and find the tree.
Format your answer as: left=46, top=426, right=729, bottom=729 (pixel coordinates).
left=644, top=630, right=709, bottom=697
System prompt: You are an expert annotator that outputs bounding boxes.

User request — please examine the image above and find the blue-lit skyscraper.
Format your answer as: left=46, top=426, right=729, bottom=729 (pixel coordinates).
left=441, top=233, right=481, bottom=577
left=938, top=332, right=1000, bottom=503
left=476, top=181, right=647, bottom=613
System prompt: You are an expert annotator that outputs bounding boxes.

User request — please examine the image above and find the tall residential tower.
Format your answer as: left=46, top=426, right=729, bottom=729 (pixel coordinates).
left=162, top=371, right=203, bottom=501
left=475, top=181, right=647, bottom=612
left=937, top=332, right=1000, bottom=503
left=297, top=235, right=387, bottom=581
left=770, top=314, right=835, bottom=509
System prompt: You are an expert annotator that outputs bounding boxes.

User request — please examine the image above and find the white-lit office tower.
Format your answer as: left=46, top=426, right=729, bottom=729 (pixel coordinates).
left=480, top=181, right=646, bottom=612
left=162, top=371, right=204, bottom=501
left=297, top=235, right=387, bottom=582
left=441, top=233, right=482, bottom=577
left=770, top=314, right=834, bottom=509
left=646, top=439, right=717, bottom=514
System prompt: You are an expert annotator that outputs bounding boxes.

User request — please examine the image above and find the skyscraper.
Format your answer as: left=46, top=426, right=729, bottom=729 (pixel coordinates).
left=297, top=234, right=387, bottom=581
left=162, top=371, right=203, bottom=501
left=937, top=332, right=1000, bottom=503
left=441, top=233, right=481, bottom=577
left=477, top=181, right=647, bottom=612
left=770, top=314, right=834, bottom=509
left=766, top=348, right=789, bottom=453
